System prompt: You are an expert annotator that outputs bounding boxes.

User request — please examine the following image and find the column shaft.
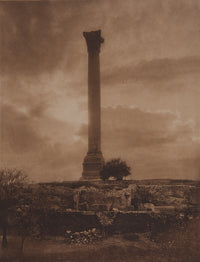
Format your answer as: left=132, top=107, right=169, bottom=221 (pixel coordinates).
left=88, top=51, right=101, bottom=152
left=81, top=30, right=104, bottom=180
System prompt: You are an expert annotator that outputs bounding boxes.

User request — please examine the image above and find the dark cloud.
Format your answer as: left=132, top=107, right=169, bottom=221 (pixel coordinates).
left=79, top=106, right=192, bottom=148
left=1, top=0, right=200, bottom=79
left=29, top=101, right=49, bottom=118
left=0, top=103, right=45, bottom=153
left=78, top=106, right=199, bottom=180
left=1, top=102, right=199, bottom=181
left=102, top=56, right=200, bottom=85
left=1, top=2, right=54, bottom=75
left=1, top=0, right=200, bottom=181
left=0, top=103, right=85, bottom=181
left=0, top=1, right=86, bottom=77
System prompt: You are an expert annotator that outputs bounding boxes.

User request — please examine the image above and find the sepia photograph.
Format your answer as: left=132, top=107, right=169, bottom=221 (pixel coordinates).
left=0, top=0, right=200, bottom=261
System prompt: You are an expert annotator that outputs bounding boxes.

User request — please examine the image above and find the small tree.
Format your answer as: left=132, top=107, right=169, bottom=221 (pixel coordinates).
left=15, top=205, right=39, bottom=252
left=14, top=187, right=50, bottom=252
left=100, top=158, right=131, bottom=181
left=0, top=168, right=27, bottom=248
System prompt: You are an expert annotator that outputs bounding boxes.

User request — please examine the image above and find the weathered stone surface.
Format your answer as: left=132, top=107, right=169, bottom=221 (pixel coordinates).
left=82, top=30, right=104, bottom=180
left=82, top=152, right=104, bottom=180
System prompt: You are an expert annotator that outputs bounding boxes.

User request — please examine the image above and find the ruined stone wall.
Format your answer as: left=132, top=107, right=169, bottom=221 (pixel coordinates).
left=25, top=180, right=199, bottom=213
left=73, top=182, right=200, bottom=212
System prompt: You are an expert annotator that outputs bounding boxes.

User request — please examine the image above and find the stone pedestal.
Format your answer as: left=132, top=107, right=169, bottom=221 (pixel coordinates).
left=82, top=30, right=104, bottom=180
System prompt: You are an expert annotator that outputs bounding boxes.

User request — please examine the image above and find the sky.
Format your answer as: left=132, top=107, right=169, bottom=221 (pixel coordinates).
left=0, top=0, right=200, bottom=182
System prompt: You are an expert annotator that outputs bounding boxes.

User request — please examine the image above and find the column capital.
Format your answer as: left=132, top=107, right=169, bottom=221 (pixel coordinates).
left=83, top=30, right=104, bottom=53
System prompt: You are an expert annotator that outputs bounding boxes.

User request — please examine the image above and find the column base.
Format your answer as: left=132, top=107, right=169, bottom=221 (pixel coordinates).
left=81, top=151, right=105, bottom=180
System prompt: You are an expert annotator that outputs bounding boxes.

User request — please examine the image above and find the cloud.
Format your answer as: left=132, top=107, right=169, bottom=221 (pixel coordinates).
left=78, top=106, right=199, bottom=180
left=102, top=56, right=200, bottom=85
left=1, top=0, right=199, bottom=181
left=2, top=0, right=200, bottom=78
left=1, top=103, right=199, bottom=182
left=79, top=106, right=193, bottom=148
left=1, top=103, right=45, bottom=153
left=0, top=103, right=86, bottom=181
left=0, top=1, right=87, bottom=77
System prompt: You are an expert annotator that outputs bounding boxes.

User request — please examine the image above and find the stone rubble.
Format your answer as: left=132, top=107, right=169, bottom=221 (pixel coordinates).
left=64, top=228, right=103, bottom=245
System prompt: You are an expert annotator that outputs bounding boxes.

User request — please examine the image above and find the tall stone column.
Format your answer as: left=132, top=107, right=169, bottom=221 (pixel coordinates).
left=82, top=30, right=104, bottom=180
